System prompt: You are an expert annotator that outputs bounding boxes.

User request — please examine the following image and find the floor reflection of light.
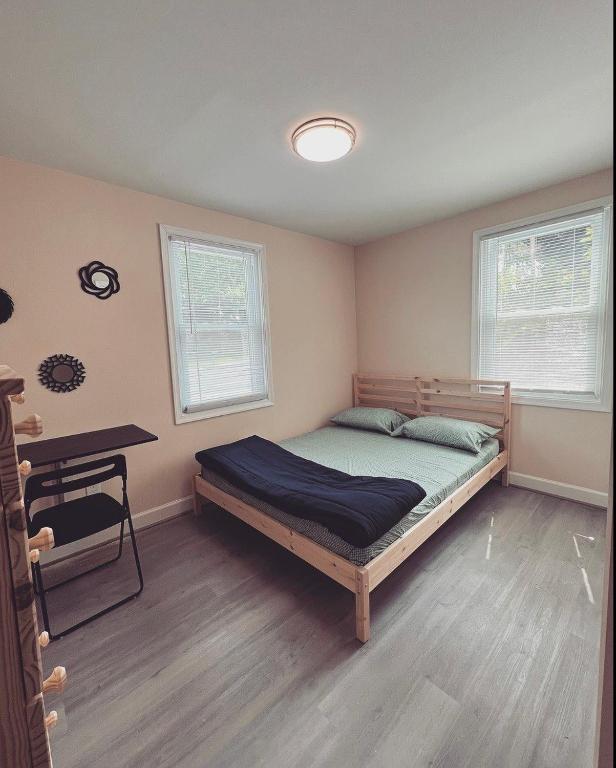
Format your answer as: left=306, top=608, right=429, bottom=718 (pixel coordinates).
left=572, top=533, right=596, bottom=604
left=485, top=533, right=493, bottom=560
left=581, top=567, right=595, bottom=605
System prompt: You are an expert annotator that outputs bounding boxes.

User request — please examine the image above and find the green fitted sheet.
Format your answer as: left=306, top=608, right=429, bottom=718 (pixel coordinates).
left=201, top=426, right=501, bottom=565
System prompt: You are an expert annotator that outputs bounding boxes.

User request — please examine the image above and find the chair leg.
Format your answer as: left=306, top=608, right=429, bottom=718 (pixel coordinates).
left=33, top=561, right=51, bottom=636
left=116, top=518, right=125, bottom=558
left=126, top=509, right=144, bottom=594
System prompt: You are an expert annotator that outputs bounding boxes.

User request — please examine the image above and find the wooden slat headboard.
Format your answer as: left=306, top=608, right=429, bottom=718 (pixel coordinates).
left=353, top=373, right=511, bottom=452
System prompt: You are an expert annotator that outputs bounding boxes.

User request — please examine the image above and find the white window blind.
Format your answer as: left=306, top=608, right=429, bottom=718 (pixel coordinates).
left=162, top=228, right=271, bottom=420
left=474, top=203, right=612, bottom=409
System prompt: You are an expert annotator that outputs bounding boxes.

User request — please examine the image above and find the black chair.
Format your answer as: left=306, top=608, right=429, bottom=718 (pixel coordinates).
left=24, top=454, right=144, bottom=640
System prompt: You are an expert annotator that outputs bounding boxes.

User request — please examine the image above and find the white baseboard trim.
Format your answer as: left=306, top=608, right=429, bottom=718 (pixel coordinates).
left=509, top=472, right=608, bottom=509
left=41, top=495, right=192, bottom=565
left=132, top=495, right=193, bottom=529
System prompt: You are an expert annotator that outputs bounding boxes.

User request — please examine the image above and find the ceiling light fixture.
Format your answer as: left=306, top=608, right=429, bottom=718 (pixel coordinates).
left=291, top=117, right=356, bottom=162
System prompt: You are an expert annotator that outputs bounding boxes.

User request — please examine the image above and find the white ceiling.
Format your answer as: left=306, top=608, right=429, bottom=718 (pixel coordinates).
left=0, top=1, right=612, bottom=244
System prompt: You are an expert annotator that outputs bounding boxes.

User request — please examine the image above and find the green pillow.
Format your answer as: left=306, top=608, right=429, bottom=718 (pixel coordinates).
left=331, top=407, right=409, bottom=435
left=392, top=415, right=500, bottom=453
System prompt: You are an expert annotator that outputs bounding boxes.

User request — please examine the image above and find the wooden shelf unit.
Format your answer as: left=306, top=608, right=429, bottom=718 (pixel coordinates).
left=0, top=365, right=63, bottom=768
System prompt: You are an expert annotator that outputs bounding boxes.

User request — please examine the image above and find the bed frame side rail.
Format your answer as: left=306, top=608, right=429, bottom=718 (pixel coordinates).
left=365, top=450, right=507, bottom=590
left=193, top=475, right=361, bottom=593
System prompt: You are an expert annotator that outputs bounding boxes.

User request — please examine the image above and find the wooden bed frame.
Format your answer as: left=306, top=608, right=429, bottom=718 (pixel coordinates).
left=193, top=374, right=511, bottom=643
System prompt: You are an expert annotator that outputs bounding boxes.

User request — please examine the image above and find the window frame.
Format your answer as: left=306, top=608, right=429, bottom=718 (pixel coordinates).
left=471, top=197, right=613, bottom=412
left=159, top=224, right=274, bottom=424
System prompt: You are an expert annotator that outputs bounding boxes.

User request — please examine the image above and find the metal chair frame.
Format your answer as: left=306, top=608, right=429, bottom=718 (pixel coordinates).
left=24, top=454, right=144, bottom=640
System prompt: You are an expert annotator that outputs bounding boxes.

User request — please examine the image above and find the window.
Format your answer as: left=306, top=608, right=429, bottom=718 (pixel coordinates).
left=472, top=199, right=613, bottom=411
left=160, top=225, right=272, bottom=423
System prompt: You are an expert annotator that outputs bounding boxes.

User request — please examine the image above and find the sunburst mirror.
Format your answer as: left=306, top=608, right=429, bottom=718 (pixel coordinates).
left=38, top=354, right=86, bottom=393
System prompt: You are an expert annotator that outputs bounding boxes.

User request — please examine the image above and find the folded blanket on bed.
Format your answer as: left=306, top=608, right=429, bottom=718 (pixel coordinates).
left=195, top=435, right=426, bottom=548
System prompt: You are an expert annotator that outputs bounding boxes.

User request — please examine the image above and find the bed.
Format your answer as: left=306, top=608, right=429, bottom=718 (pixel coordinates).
left=193, top=374, right=511, bottom=642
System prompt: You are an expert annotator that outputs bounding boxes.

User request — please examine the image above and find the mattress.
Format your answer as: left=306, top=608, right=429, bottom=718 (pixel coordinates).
left=200, top=426, right=500, bottom=566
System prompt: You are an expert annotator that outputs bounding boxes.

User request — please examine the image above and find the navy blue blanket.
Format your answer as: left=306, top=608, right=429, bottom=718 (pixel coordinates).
left=195, top=435, right=426, bottom=548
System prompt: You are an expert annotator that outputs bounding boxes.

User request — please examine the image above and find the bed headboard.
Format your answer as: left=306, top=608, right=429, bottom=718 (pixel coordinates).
left=353, top=373, right=511, bottom=452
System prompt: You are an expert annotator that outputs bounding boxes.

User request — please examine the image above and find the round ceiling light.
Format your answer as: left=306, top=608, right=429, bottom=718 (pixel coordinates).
left=291, top=117, right=356, bottom=162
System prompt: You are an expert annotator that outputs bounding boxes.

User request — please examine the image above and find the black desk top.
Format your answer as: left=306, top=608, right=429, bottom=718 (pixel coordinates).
left=17, top=424, right=158, bottom=468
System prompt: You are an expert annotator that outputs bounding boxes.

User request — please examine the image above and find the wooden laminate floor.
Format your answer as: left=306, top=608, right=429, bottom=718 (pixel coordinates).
left=42, top=483, right=606, bottom=768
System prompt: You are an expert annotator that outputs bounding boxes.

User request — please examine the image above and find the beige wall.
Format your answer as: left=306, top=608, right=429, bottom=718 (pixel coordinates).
left=356, top=169, right=613, bottom=495
left=1, top=155, right=611, bottom=506
left=0, top=156, right=357, bottom=513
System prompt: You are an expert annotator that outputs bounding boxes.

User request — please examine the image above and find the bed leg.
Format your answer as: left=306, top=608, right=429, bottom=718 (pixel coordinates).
left=192, top=476, right=202, bottom=517
left=355, top=568, right=370, bottom=643
left=501, top=466, right=509, bottom=487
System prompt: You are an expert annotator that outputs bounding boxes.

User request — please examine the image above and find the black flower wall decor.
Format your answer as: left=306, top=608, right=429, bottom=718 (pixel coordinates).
left=78, top=261, right=120, bottom=300
left=0, top=288, right=15, bottom=324
left=38, top=354, right=86, bottom=393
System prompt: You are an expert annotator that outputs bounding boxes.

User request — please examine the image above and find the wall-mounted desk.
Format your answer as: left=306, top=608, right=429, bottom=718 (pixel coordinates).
left=18, top=424, right=158, bottom=467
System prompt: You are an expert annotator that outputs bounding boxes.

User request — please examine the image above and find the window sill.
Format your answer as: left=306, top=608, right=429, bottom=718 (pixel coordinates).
left=174, top=398, right=274, bottom=424
left=511, top=394, right=612, bottom=412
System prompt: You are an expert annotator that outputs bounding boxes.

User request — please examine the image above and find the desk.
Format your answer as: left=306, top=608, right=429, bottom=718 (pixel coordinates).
left=18, top=424, right=158, bottom=468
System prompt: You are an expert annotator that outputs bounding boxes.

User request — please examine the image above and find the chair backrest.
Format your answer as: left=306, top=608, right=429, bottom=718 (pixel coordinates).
left=24, top=454, right=127, bottom=510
